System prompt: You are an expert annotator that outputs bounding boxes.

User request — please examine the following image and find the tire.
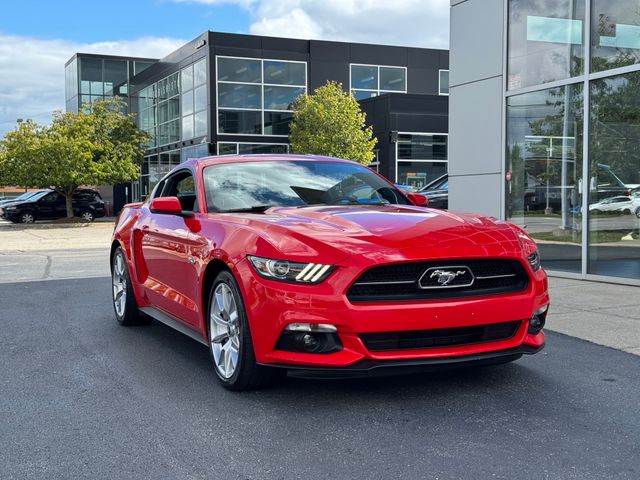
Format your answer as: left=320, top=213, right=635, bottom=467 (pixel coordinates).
left=207, top=270, right=283, bottom=390
left=111, top=247, right=151, bottom=326
left=80, top=210, right=95, bottom=222
left=635, top=207, right=640, bottom=219
left=19, top=211, right=35, bottom=224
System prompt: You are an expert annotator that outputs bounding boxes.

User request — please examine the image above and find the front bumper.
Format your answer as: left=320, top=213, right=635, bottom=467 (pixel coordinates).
left=234, top=250, right=549, bottom=369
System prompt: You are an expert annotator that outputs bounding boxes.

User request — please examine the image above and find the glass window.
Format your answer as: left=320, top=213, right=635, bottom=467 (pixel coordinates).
left=194, top=59, right=207, bottom=87
left=80, top=57, right=102, bottom=82
left=506, top=84, right=584, bottom=273
left=352, top=90, right=377, bottom=101
left=168, top=119, right=180, bottom=143
left=264, top=86, right=305, bottom=110
left=182, top=114, right=194, bottom=140
left=379, top=67, right=406, bottom=91
left=397, top=134, right=448, bottom=161
left=181, top=144, right=209, bottom=162
left=81, top=80, right=91, bottom=95
left=591, top=0, right=640, bottom=73
left=167, top=97, right=179, bottom=122
left=91, top=81, right=103, bottom=95
left=508, top=0, right=585, bottom=90
left=217, top=143, right=238, bottom=155
left=263, top=60, right=305, bottom=86
left=218, top=83, right=261, bottom=109
left=103, top=60, right=127, bottom=94
left=439, top=70, right=449, bottom=95
left=194, top=110, right=207, bottom=137
left=134, top=61, right=154, bottom=76
left=217, top=57, right=261, bottom=83
left=218, top=110, right=262, bottom=134
left=264, top=112, right=292, bottom=135
left=158, top=102, right=169, bottom=124
left=194, top=85, right=207, bottom=112
left=203, top=160, right=409, bottom=212
left=351, top=65, right=378, bottom=90
left=182, top=90, right=194, bottom=116
left=588, top=71, right=640, bottom=279
left=238, top=143, right=288, bottom=154
left=397, top=162, right=448, bottom=190
left=181, top=65, right=194, bottom=92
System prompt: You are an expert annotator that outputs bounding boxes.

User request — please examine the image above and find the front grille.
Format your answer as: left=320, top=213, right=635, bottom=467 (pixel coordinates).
left=347, top=259, right=528, bottom=302
left=360, top=321, right=521, bottom=351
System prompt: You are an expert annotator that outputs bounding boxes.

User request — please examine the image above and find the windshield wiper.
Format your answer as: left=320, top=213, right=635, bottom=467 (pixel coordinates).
left=221, top=205, right=274, bottom=213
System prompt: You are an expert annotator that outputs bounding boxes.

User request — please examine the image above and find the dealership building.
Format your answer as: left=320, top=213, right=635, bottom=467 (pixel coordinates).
left=65, top=32, right=449, bottom=211
left=450, top=0, right=640, bottom=284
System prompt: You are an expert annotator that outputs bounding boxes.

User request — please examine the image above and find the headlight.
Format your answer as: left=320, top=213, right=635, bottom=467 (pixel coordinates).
left=5, top=206, right=16, bottom=211
left=248, top=255, right=335, bottom=284
left=527, top=250, right=542, bottom=271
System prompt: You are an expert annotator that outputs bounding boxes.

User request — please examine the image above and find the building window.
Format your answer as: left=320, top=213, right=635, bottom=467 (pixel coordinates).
left=591, top=0, right=640, bottom=73
left=217, top=142, right=289, bottom=155
left=181, top=58, right=208, bottom=141
left=78, top=57, right=128, bottom=111
left=181, top=144, right=210, bottom=163
left=155, top=72, right=180, bottom=146
left=439, top=70, right=449, bottom=95
left=506, top=84, right=584, bottom=274
left=216, top=56, right=307, bottom=136
left=350, top=64, right=407, bottom=100
left=507, top=0, right=585, bottom=90
left=395, top=133, right=448, bottom=188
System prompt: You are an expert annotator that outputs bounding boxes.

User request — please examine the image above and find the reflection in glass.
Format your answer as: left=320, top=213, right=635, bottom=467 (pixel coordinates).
left=194, top=110, right=207, bottom=137
left=588, top=71, right=640, bottom=279
left=439, top=70, right=449, bottom=95
left=218, top=110, right=262, bottom=134
left=264, top=60, right=306, bottom=86
left=217, top=57, right=261, bottom=83
left=218, top=143, right=238, bottom=155
left=194, top=85, right=207, bottom=112
left=238, top=143, right=288, bottom=154
left=397, top=162, right=447, bottom=189
left=506, top=84, right=583, bottom=273
left=194, top=59, right=207, bottom=86
left=182, top=114, right=194, bottom=140
left=591, top=0, right=640, bottom=72
left=397, top=134, right=447, bottom=161
left=264, top=86, right=305, bottom=110
left=379, top=67, right=406, bottom=91
left=351, top=65, right=378, bottom=90
left=181, top=65, right=193, bottom=92
left=508, top=0, right=584, bottom=90
left=182, top=90, right=194, bottom=116
left=264, top=112, right=292, bottom=135
left=217, top=83, right=262, bottom=109
left=352, top=90, right=377, bottom=101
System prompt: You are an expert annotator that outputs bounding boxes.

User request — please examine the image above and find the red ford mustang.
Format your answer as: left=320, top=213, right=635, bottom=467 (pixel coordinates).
left=111, top=154, right=549, bottom=390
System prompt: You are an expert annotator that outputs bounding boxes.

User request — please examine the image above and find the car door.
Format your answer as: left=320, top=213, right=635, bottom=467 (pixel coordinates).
left=139, top=169, right=202, bottom=326
left=37, top=192, right=65, bottom=219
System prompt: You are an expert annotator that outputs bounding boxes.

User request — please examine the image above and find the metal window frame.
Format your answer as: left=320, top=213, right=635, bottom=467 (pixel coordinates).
left=394, top=131, right=449, bottom=183
left=502, top=0, right=640, bottom=284
left=349, top=63, right=408, bottom=96
left=216, top=55, right=308, bottom=137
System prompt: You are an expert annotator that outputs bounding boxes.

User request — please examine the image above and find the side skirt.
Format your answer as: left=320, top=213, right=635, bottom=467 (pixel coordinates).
left=139, top=306, right=208, bottom=346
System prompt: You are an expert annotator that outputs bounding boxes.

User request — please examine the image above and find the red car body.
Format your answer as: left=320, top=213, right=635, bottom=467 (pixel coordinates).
left=111, top=155, right=548, bottom=384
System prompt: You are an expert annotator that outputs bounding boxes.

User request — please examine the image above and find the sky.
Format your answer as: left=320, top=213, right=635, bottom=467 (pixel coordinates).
left=0, top=0, right=450, bottom=137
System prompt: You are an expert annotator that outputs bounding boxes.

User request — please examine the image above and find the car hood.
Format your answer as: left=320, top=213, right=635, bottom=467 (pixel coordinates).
left=220, top=205, right=523, bottom=261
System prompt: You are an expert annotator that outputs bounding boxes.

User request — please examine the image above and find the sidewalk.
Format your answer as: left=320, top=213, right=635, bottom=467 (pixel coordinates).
left=546, top=277, right=640, bottom=356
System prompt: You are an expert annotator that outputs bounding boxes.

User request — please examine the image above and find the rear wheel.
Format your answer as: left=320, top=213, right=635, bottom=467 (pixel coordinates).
left=80, top=210, right=95, bottom=222
left=208, top=270, right=282, bottom=390
left=112, top=247, right=151, bottom=326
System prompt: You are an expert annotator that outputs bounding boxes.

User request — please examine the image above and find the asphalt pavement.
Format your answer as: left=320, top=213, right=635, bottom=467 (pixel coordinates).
left=1, top=276, right=639, bottom=480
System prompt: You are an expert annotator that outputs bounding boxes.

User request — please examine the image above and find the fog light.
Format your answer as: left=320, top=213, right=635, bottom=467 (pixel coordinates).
left=529, top=304, right=548, bottom=334
left=302, top=334, right=318, bottom=350
left=276, top=326, right=342, bottom=354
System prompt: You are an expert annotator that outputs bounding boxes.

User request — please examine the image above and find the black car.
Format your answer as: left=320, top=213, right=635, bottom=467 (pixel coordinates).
left=0, top=190, right=47, bottom=208
left=419, top=174, right=448, bottom=209
left=1, top=189, right=105, bottom=224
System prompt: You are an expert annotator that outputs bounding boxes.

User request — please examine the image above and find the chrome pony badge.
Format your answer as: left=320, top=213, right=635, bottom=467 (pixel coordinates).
left=418, top=266, right=475, bottom=289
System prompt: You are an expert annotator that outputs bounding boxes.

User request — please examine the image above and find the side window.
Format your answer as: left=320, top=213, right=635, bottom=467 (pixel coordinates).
left=42, top=193, right=60, bottom=203
left=160, top=171, right=198, bottom=212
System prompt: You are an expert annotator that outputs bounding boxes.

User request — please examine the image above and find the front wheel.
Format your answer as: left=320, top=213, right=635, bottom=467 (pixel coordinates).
left=19, top=212, right=35, bottom=224
left=208, top=271, right=282, bottom=390
left=635, top=207, right=640, bottom=219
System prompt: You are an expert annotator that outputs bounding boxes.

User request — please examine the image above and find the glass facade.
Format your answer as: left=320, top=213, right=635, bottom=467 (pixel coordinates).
left=217, top=142, right=289, bottom=155
left=396, top=133, right=448, bottom=188
left=439, top=70, right=449, bottom=95
left=181, top=58, right=208, bottom=140
left=350, top=64, right=406, bottom=100
left=216, top=56, right=306, bottom=136
left=506, top=0, right=640, bottom=282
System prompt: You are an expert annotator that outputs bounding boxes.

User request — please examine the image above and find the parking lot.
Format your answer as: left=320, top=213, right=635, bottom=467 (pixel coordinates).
left=1, top=223, right=639, bottom=479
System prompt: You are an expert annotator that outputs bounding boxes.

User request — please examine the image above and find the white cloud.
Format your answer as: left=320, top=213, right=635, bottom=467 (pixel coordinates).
left=0, top=34, right=185, bottom=137
left=178, top=0, right=450, bottom=48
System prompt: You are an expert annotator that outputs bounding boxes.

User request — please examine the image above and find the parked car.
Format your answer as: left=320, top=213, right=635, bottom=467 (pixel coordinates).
left=419, top=174, right=448, bottom=209
left=111, top=155, right=548, bottom=390
left=588, top=196, right=634, bottom=214
left=1, top=188, right=105, bottom=223
left=0, top=190, right=46, bottom=208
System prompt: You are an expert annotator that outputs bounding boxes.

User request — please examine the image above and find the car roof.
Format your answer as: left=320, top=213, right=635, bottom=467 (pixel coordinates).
left=180, top=154, right=360, bottom=170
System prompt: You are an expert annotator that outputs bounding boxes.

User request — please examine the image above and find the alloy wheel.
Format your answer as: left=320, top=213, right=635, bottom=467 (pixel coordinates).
left=210, top=282, right=241, bottom=379
left=20, top=213, right=34, bottom=224
left=112, top=253, right=127, bottom=318
left=81, top=211, right=94, bottom=222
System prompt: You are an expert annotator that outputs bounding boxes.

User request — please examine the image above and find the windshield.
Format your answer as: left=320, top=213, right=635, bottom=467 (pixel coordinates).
left=203, top=160, right=409, bottom=212
left=21, top=190, right=51, bottom=202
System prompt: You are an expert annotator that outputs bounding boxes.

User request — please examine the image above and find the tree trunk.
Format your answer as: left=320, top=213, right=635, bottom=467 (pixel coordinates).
left=63, top=188, right=75, bottom=218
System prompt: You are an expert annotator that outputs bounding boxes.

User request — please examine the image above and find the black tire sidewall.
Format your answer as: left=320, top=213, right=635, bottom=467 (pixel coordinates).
left=112, top=247, right=141, bottom=325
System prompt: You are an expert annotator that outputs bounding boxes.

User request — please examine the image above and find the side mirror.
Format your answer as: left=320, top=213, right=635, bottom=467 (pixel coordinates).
left=150, top=196, right=191, bottom=216
left=407, top=192, right=429, bottom=207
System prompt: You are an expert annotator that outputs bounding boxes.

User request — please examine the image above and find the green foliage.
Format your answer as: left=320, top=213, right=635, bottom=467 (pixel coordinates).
left=289, top=81, right=377, bottom=165
left=0, top=98, right=149, bottom=217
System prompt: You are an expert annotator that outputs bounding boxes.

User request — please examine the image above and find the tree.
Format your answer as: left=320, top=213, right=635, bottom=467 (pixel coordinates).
left=0, top=97, right=149, bottom=218
left=289, top=81, right=377, bottom=164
